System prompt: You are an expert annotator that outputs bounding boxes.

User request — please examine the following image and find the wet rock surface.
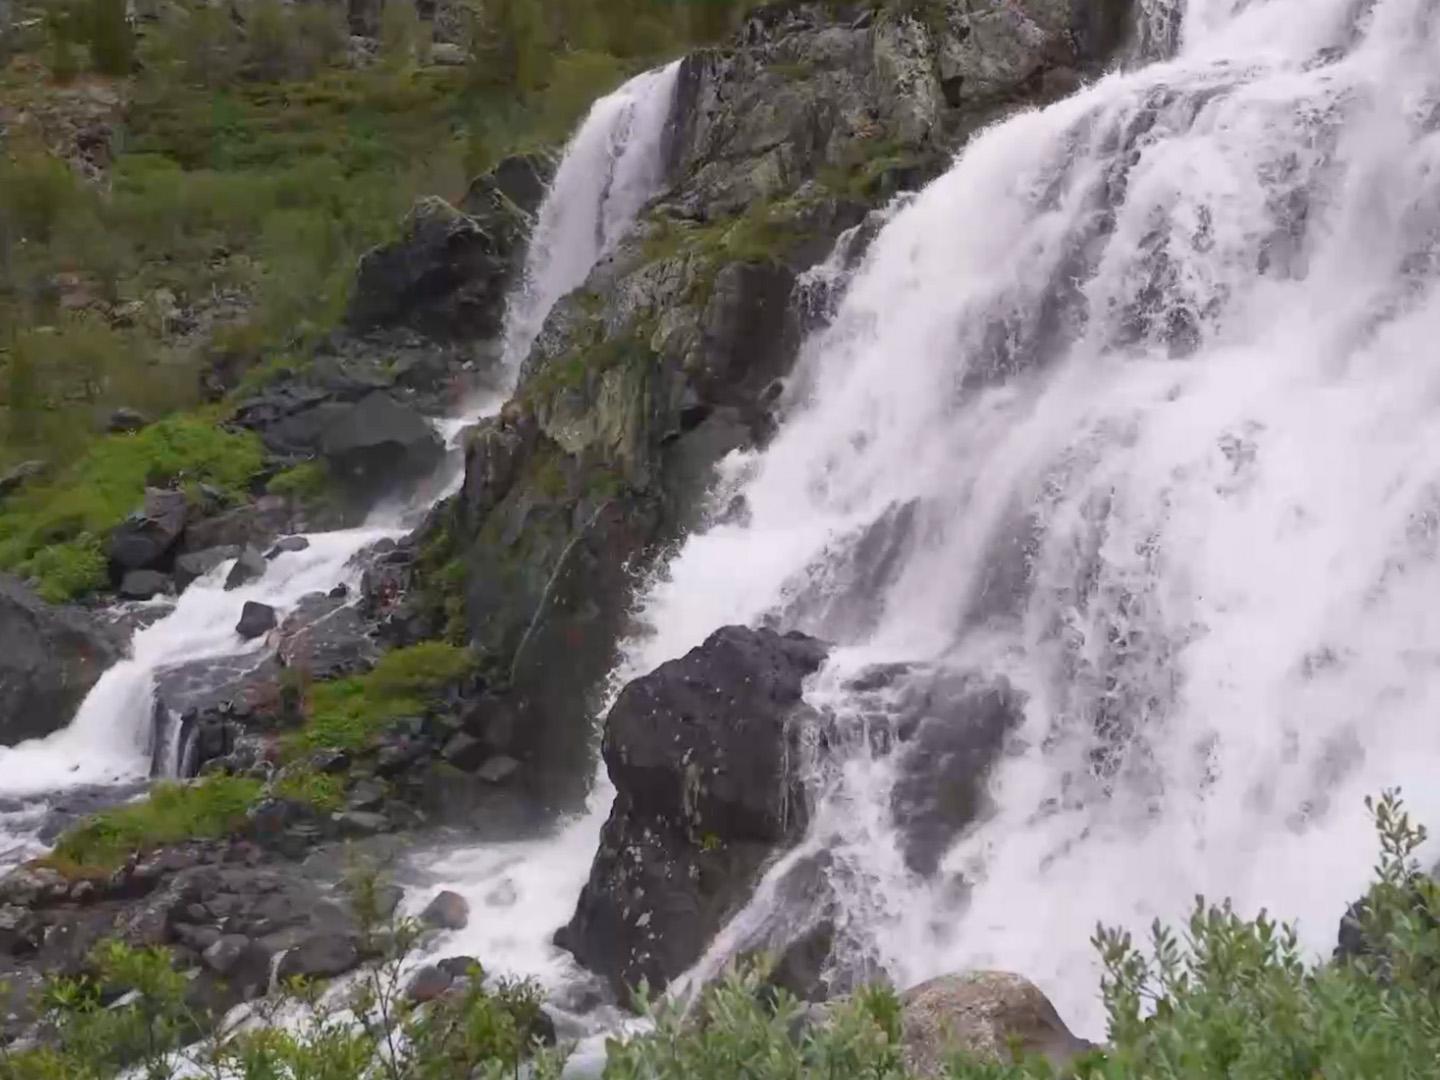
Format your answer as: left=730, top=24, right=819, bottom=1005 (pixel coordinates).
left=558, top=626, right=827, bottom=998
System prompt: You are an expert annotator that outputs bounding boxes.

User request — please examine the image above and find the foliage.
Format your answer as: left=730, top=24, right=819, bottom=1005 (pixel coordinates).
left=266, top=459, right=332, bottom=503
left=49, top=775, right=264, bottom=871
left=271, top=765, right=345, bottom=812
left=20, top=533, right=108, bottom=602
left=0, top=416, right=263, bottom=575
left=290, top=642, right=477, bottom=753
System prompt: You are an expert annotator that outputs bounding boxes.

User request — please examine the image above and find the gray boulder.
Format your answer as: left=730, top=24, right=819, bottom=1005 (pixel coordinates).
left=224, top=547, right=267, bottom=591
left=235, top=602, right=277, bottom=640
left=420, top=890, right=470, bottom=931
left=557, top=626, right=827, bottom=998
left=0, top=575, right=122, bottom=745
left=108, top=488, right=188, bottom=572
left=278, top=933, right=360, bottom=980
left=0, top=460, right=46, bottom=502
left=119, top=569, right=170, bottom=600
left=173, top=546, right=241, bottom=591
left=320, top=391, right=444, bottom=486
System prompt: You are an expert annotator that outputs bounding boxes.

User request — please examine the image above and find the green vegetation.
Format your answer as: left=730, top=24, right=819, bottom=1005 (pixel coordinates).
left=49, top=775, right=263, bottom=872
left=292, top=641, right=476, bottom=753
left=0, top=415, right=263, bottom=596
left=19, top=791, right=1440, bottom=1078
left=272, top=765, right=346, bottom=811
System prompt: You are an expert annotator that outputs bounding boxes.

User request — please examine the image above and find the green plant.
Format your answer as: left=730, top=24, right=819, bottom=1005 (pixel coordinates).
left=49, top=775, right=264, bottom=871
left=267, top=460, right=332, bottom=503
left=271, top=765, right=345, bottom=812
left=21, top=533, right=108, bottom=602
left=290, top=642, right=476, bottom=753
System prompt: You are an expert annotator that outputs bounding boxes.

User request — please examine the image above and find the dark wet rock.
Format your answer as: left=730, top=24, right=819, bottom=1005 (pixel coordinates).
left=0, top=906, right=43, bottom=957
left=276, top=591, right=381, bottom=680
left=119, top=569, right=170, bottom=600
left=407, top=964, right=454, bottom=1002
left=347, top=180, right=535, bottom=342
left=887, top=672, right=1023, bottom=876
left=336, top=811, right=391, bottom=837
left=558, top=626, right=827, bottom=998
left=108, top=487, right=189, bottom=572
left=0, top=574, right=122, bottom=745
left=320, top=391, right=444, bottom=489
left=201, top=933, right=252, bottom=976
left=441, top=731, right=486, bottom=771
left=346, top=779, right=386, bottom=812
left=265, top=536, right=311, bottom=558
left=437, top=954, right=480, bottom=979
left=0, top=460, right=46, bottom=501
left=420, top=890, right=469, bottom=931
left=174, top=546, right=241, bottom=591
left=224, top=546, right=267, bottom=591
left=277, top=933, right=360, bottom=981
left=107, top=406, right=149, bottom=433
left=235, top=601, right=278, bottom=640
left=181, top=497, right=292, bottom=554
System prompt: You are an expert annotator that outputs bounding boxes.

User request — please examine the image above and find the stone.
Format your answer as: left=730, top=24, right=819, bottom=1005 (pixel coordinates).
left=201, top=934, right=253, bottom=976
left=900, top=972, right=1093, bottom=1076
left=437, top=954, right=480, bottom=979
left=335, top=811, right=390, bottom=837
left=476, top=755, right=520, bottom=784
left=429, top=41, right=466, bottom=65
left=108, top=487, right=189, bottom=571
left=107, top=407, right=149, bottom=433
left=441, top=732, right=487, bottom=771
left=346, top=779, right=386, bottom=812
left=173, top=546, right=241, bottom=591
left=265, top=536, right=311, bottom=559
left=0, top=574, right=122, bottom=745
left=320, top=391, right=444, bottom=487
left=181, top=497, right=292, bottom=554
left=235, top=602, right=278, bottom=640
left=224, top=547, right=267, bottom=591
left=119, top=569, right=170, bottom=600
left=0, top=460, right=46, bottom=501
left=420, top=890, right=469, bottom=931
left=277, top=933, right=360, bottom=981
left=558, top=626, right=826, bottom=998
left=406, top=964, right=454, bottom=1002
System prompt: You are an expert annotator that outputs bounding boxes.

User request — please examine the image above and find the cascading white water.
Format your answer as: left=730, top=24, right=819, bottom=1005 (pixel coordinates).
left=625, top=0, right=1440, bottom=1036
left=0, top=60, right=680, bottom=941
left=501, top=61, right=682, bottom=366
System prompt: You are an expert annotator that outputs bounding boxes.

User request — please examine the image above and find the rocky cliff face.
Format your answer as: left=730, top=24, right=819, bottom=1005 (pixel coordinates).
left=415, top=0, right=1134, bottom=809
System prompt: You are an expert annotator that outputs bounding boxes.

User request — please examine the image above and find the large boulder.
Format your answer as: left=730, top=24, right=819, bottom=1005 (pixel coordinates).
left=900, top=971, right=1093, bottom=1075
left=557, top=626, right=827, bottom=998
left=320, top=391, right=444, bottom=486
left=108, top=487, right=189, bottom=573
left=346, top=193, right=531, bottom=342
left=0, top=575, right=122, bottom=745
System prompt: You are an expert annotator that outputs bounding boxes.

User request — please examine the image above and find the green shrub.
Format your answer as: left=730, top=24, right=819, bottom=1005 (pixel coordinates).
left=291, top=642, right=476, bottom=753
left=50, top=775, right=264, bottom=871
left=85, top=0, right=133, bottom=76
left=0, top=416, right=263, bottom=581
left=266, top=459, right=331, bottom=502
left=21, top=533, right=108, bottom=602
left=271, top=765, right=345, bottom=811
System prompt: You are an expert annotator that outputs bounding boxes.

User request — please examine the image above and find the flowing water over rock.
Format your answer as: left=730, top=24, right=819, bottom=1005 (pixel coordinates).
left=0, top=62, right=683, bottom=998
left=620, top=0, right=1440, bottom=1035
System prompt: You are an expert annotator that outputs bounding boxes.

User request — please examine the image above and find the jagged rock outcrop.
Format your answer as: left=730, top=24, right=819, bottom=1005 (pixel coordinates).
left=0, top=575, right=122, bottom=746
left=557, top=626, right=827, bottom=998
left=412, top=0, right=1133, bottom=810
left=901, top=971, right=1094, bottom=1075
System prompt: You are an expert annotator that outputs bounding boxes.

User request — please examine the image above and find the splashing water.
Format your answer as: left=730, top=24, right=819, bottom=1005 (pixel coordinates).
left=625, top=0, right=1440, bottom=1035
left=501, top=61, right=682, bottom=367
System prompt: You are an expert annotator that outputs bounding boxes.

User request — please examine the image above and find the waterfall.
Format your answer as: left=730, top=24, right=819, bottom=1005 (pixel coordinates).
left=625, top=0, right=1440, bottom=1035
left=501, top=61, right=682, bottom=368
left=0, top=63, right=681, bottom=825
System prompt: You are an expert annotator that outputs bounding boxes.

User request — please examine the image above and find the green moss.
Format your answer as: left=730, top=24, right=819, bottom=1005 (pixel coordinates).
left=272, top=765, right=345, bottom=811
left=0, top=416, right=264, bottom=576
left=266, top=460, right=331, bottom=503
left=20, top=533, right=108, bottom=602
left=50, top=775, right=264, bottom=872
left=290, top=642, right=476, bottom=754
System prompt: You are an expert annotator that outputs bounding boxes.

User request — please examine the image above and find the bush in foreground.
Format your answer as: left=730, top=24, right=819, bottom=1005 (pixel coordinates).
left=11, top=791, right=1440, bottom=1078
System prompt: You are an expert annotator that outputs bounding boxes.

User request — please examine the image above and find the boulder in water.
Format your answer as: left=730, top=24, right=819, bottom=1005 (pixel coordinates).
left=900, top=971, right=1093, bottom=1075
left=173, top=545, right=241, bottom=591
left=320, top=391, right=444, bottom=487
left=235, top=602, right=277, bottom=640
left=224, top=547, right=267, bottom=591
left=420, top=890, right=469, bottom=931
left=0, top=574, right=122, bottom=745
left=119, top=569, right=170, bottom=600
left=557, top=625, right=826, bottom=998
left=265, top=536, right=310, bottom=559
left=108, top=488, right=188, bottom=572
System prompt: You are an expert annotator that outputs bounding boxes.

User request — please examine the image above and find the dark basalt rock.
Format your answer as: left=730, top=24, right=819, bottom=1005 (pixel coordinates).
left=558, top=625, right=827, bottom=998
left=119, top=569, right=170, bottom=600
left=235, top=601, right=277, bottom=640
left=224, top=547, right=267, bottom=591
left=420, top=890, right=470, bottom=931
left=174, top=546, right=241, bottom=591
left=319, top=391, right=444, bottom=487
left=0, top=574, right=122, bottom=746
left=108, top=487, right=188, bottom=573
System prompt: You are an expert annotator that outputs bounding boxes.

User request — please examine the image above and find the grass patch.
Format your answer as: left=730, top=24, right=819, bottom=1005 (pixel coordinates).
left=266, top=459, right=331, bottom=504
left=50, top=775, right=263, bottom=871
left=272, top=765, right=345, bottom=811
left=290, top=642, right=476, bottom=754
left=0, top=415, right=264, bottom=575
left=21, top=533, right=108, bottom=603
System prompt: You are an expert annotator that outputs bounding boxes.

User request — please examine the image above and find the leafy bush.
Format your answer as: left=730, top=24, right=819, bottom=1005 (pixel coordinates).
left=291, top=642, right=476, bottom=753
left=0, top=416, right=264, bottom=572
left=271, top=765, right=345, bottom=811
left=21, top=533, right=108, bottom=602
left=50, top=775, right=264, bottom=871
